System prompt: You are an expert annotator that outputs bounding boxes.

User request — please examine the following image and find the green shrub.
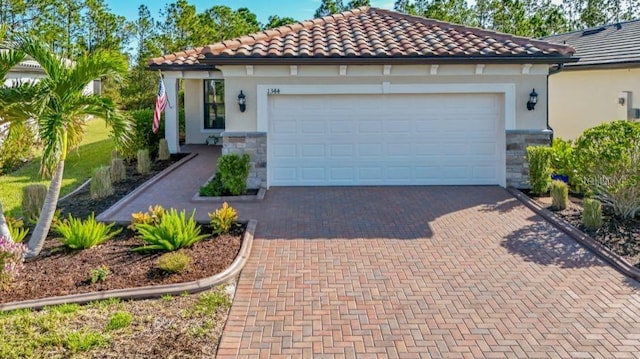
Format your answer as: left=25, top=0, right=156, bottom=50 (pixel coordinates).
left=22, top=184, right=47, bottom=221
left=199, top=173, right=225, bottom=197
left=550, top=138, right=574, bottom=177
left=526, top=145, right=552, bottom=195
left=90, top=166, right=114, bottom=199
left=573, top=121, right=640, bottom=182
left=208, top=202, right=238, bottom=235
left=133, top=209, right=208, bottom=252
left=106, top=311, right=133, bottom=331
left=6, top=217, right=28, bottom=243
left=550, top=180, right=569, bottom=211
left=136, top=149, right=151, bottom=175
left=217, top=154, right=251, bottom=196
left=122, top=108, right=185, bottom=160
left=0, top=235, right=27, bottom=289
left=110, top=157, right=126, bottom=182
left=582, top=198, right=604, bottom=230
left=157, top=252, right=191, bottom=273
left=88, top=265, right=111, bottom=284
left=54, top=214, right=122, bottom=250
left=0, top=123, right=38, bottom=174
left=574, top=121, right=640, bottom=218
left=158, top=138, right=170, bottom=161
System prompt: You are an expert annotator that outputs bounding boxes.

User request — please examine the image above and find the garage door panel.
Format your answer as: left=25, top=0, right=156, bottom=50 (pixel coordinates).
left=273, top=143, right=298, bottom=158
left=358, top=143, right=384, bottom=156
left=359, top=167, right=383, bottom=180
left=359, top=121, right=383, bottom=133
left=301, top=167, right=325, bottom=181
left=330, top=167, right=355, bottom=181
left=330, top=144, right=354, bottom=157
left=268, top=93, right=503, bottom=186
left=272, top=120, right=298, bottom=134
left=301, top=121, right=325, bottom=134
left=301, top=144, right=325, bottom=157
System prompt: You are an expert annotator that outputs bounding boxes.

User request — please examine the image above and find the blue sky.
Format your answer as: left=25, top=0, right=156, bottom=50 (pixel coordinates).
left=107, top=0, right=397, bottom=24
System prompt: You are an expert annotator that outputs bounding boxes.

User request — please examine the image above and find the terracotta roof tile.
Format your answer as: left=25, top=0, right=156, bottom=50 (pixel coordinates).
left=149, top=7, right=575, bottom=68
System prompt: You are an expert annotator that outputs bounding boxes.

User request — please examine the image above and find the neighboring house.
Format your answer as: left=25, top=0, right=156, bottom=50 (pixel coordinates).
left=4, top=55, right=100, bottom=93
left=1, top=56, right=100, bottom=141
left=149, top=7, right=574, bottom=189
left=544, top=20, right=640, bottom=140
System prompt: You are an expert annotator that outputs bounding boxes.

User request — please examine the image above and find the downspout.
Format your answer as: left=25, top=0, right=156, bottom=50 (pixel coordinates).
left=546, top=63, right=566, bottom=143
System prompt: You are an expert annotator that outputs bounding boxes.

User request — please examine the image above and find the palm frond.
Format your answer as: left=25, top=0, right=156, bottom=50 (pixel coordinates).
left=15, top=35, right=65, bottom=84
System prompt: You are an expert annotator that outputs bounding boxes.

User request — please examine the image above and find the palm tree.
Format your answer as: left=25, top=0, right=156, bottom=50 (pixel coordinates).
left=0, top=36, right=129, bottom=257
left=0, top=26, right=26, bottom=241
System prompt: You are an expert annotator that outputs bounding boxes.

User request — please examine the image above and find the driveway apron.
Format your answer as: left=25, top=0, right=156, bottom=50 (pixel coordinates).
left=218, top=186, right=640, bottom=358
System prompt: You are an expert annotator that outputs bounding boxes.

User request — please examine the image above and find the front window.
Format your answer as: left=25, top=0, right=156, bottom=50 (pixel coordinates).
left=204, top=79, right=225, bottom=130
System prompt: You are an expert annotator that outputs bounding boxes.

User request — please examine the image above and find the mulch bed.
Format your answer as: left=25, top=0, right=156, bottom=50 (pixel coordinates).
left=57, top=153, right=187, bottom=219
left=1, top=224, right=244, bottom=304
left=3, top=153, right=245, bottom=304
left=529, top=193, right=640, bottom=268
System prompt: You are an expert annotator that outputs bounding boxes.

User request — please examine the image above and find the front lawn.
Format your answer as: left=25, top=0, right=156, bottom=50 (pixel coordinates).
left=0, top=287, right=231, bottom=358
left=0, top=118, right=115, bottom=216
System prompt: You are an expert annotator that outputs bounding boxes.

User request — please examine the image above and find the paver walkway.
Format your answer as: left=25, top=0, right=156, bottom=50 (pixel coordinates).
left=218, top=187, right=640, bottom=358
left=99, top=144, right=221, bottom=222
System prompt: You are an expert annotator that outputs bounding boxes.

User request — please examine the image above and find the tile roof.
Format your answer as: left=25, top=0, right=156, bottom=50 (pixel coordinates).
left=542, top=19, right=640, bottom=68
left=150, top=7, right=575, bottom=68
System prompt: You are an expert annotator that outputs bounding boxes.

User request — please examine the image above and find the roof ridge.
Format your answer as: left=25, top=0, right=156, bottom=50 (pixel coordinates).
left=544, top=18, right=640, bottom=39
left=369, top=7, right=574, bottom=55
left=223, top=6, right=371, bottom=48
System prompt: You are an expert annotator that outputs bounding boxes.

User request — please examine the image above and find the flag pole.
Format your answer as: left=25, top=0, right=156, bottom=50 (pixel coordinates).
left=158, top=70, right=173, bottom=109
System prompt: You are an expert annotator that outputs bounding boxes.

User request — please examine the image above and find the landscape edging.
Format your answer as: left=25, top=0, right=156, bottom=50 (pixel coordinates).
left=508, top=188, right=640, bottom=281
left=59, top=178, right=92, bottom=202
left=96, top=152, right=198, bottom=222
left=0, top=219, right=257, bottom=311
left=191, top=187, right=266, bottom=202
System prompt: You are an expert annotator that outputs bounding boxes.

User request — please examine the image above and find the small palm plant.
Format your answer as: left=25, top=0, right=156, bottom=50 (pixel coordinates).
left=133, top=209, right=208, bottom=252
left=54, top=214, right=122, bottom=250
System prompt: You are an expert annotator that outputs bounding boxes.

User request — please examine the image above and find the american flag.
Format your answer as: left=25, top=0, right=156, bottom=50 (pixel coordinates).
left=153, top=77, right=167, bottom=134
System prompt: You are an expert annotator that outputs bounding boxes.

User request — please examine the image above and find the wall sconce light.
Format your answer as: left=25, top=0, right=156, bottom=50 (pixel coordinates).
left=237, top=90, right=246, bottom=112
left=526, top=89, right=538, bottom=111
left=618, top=97, right=626, bottom=106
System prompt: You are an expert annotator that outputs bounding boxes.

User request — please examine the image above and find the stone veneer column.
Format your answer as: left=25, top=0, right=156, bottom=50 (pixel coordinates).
left=221, top=132, right=267, bottom=189
left=506, top=129, right=552, bottom=189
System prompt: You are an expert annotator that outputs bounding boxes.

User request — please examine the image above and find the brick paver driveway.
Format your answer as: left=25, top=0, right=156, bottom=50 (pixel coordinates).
left=218, top=186, right=640, bottom=358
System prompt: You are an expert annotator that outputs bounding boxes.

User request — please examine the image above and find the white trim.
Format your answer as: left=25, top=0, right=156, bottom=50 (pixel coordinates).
left=383, top=64, right=392, bottom=75
left=289, top=65, right=298, bottom=76
left=245, top=65, right=254, bottom=76
left=258, top=82, right=516, bottom=188
left=475, top=64, right=485, bottom=75
left=339, top=65, right=347, bottom=76
left=430, top=65, right=439, bottom=75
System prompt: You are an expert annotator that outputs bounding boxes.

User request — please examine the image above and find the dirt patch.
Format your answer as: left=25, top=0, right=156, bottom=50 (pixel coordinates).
left=530, top=193, right=640, bottom=268
left=1, top=224, right=244, bottom=304
left=57, top=153, right=187, bottom=219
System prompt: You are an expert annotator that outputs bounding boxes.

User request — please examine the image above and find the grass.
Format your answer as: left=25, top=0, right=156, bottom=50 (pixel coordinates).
left=0, top=286, right=231, bottom=358
left=0, top=118, right=115, bottom=217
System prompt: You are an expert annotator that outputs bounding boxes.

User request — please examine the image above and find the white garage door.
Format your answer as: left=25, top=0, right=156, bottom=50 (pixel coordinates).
left=268, top=93, right=504, bottom=186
